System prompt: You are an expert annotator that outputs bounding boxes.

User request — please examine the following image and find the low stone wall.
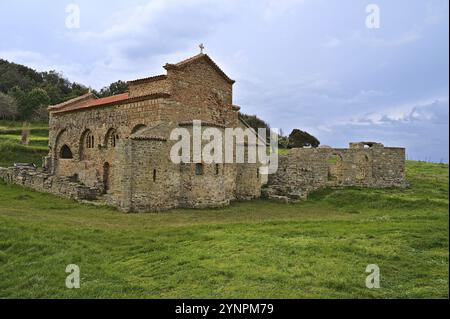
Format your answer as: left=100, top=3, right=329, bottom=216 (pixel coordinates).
left=263, top=143, right=408, bottom=202
left=0, top=166, right=100, bottom=201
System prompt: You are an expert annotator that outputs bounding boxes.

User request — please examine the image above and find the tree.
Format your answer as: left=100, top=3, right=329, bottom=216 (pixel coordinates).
left=98, top=80, right=129, bottom=97
left=278, top=134, right=290, bottom=149
left=239, top=113, right=271, bottom=141
left=10, top=88, right=50, bottom=120
left=0, top=59, right=89, bottom=107
left=24, top=88, right=50, bottom=119
left=0, top=92, right=18, bottom=120
left=288, top=129, right=320, bottom=148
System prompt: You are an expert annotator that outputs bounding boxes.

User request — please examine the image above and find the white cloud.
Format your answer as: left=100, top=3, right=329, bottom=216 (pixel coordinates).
left=323, top=37, right=341, bottom=48
left=262, top=0, right=306, bottom=20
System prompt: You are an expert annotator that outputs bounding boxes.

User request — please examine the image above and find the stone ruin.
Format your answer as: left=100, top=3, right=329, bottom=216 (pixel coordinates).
left=262, top=142, right=408, bottom=202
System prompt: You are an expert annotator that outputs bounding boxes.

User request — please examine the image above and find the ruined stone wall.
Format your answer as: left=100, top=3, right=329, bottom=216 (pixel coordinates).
left=264, top=143, right=407, bottom=201
left=371, top=147, right=406, bottom=187
left=0, top=167, right=99, bottom=201
left=235, top=144, right=262, bottom=200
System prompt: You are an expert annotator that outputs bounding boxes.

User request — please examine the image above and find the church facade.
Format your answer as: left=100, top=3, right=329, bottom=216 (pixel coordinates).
left=44, top=53, right=262, bottom=212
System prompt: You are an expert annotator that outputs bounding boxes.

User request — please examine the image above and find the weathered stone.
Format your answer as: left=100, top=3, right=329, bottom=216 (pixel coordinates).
left=263, top=143, right=408, bottom=201
left=35, top=53, right=261, bottom=212
left=0, top=53, right=408, bottom=213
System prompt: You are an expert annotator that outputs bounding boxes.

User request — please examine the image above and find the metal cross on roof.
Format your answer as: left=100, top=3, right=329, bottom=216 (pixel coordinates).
left=199, top=43, right=204, bottom=54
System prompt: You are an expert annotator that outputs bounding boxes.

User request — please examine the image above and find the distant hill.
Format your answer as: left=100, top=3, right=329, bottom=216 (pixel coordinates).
left=0, top=59, right=89, bottom=106
left=0, top=59, right=131, bottom=121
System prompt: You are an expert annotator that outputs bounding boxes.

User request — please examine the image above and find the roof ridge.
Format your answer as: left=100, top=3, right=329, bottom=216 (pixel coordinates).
left=50, top=92, right=170, bottom=114
left=48, top=92, right=95, bottom=109
left=127, top=74, right=167, bottom=85
left=174, top=53, right=205, bottom=66
left=164, top=53, right=235, bottom=84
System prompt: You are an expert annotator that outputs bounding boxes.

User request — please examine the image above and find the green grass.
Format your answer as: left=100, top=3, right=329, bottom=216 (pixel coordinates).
left=0, top=160, right=448, bottom=298
left=0, top=121, right=48, bottom=167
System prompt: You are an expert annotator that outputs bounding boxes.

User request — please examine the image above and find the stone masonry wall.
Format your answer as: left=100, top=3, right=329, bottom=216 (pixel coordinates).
left=0, top=167, right=99, bottom=201
left=128, top=77, right=171, bottom=98
left=264, top=143, right=407, bottom=201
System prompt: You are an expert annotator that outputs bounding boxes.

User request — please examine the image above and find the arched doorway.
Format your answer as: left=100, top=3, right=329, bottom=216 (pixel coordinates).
left=103, top=162, right=111, bottom=193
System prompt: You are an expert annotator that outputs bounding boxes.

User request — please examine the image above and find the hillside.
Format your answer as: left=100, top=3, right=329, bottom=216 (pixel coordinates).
left=0, top=59, right=88, bottom=106
left=0, top=120, right=48, bottom=167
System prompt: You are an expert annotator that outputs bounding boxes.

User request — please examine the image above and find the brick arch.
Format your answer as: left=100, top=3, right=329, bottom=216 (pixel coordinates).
left=80, top=129, right=94, bottom=160
left=53, top=128, right=68, bottom=159
left=104, top=128, right=119, bottom=148
left=131, top=124, right=146, bottom=135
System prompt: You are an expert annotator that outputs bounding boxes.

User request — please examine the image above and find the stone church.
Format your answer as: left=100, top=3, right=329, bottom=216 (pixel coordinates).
left=44, top=53, right=263, bottom=212
left=0, top=52, right=407, bottom=212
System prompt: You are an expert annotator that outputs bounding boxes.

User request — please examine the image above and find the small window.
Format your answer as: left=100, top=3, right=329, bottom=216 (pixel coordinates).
left=257, top=168, right=260, bottom=178
left=106, top=129, right=119, bottom=148
left=153, top=169, right=156, bottom=182
left=60, top=144, right=73, bottom=159
left=85, top=132, right=95, bottom=149
left=215, top=163, right=220, bottom=175
left=195, top=163, right=204, bottom=175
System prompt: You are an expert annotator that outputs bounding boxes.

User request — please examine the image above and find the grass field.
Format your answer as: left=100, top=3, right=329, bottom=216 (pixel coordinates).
left=0, top=120, right=49, bottom=167
left=0, top=121, right=448, bottom=298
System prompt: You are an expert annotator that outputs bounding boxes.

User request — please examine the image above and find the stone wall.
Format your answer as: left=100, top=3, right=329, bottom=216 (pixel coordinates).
left=107, top=122, right=262, bottom=212
left=0, top=167, right=99, bottom=200
left=263, top=143, right=407, bottom=201
left=128, top=76, right=170, bottom=98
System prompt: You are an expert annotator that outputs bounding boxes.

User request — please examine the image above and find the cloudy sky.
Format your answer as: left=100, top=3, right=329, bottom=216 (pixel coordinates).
left=1, top=0, right=448, bottom=162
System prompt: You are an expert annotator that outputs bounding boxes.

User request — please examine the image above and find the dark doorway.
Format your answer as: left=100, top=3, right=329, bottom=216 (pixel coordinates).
left=103, top=162, right=111, bottom=193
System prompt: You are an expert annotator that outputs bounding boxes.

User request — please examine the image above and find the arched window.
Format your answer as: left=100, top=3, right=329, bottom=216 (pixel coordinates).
left=105, top=129, right=119, bottom=148
left=84, top=130, right=94, bottom=149
left=59, top=144, right=73, bottom=159
left=80, top=129, right=95, bottom=160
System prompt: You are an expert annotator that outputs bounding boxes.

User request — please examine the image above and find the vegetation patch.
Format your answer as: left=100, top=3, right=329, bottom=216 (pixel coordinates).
left=0, top=159, right=447, bottom=298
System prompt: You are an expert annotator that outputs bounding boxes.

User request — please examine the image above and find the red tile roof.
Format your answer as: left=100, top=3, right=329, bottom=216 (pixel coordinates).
left=85, top=92, right=130, bottom=107
left=50, top=92, right=129, bottom=113
left=49, top=53, right=233, bottom=113
left=50, top=92, right=170, bottom=114
left=48, top=92, right=95, bottom=110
